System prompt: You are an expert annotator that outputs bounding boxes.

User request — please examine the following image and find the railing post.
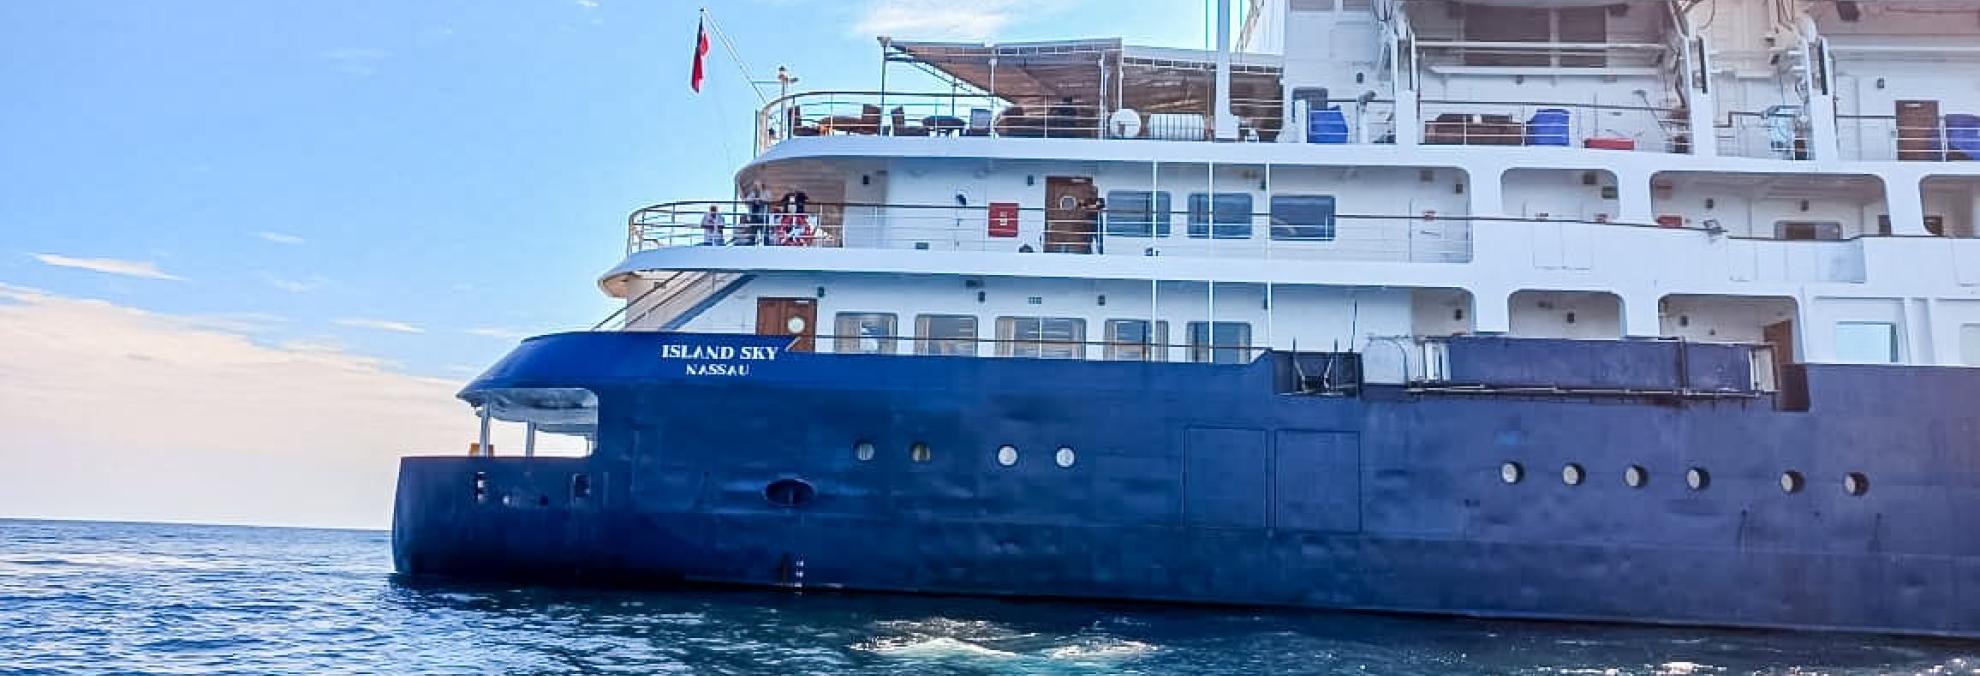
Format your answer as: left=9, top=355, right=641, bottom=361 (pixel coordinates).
left=524, top=422, right=537, bottom=458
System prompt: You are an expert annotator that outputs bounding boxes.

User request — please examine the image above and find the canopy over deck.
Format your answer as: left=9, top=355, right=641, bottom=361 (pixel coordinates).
left=885, top=38, right=1285, bottom=134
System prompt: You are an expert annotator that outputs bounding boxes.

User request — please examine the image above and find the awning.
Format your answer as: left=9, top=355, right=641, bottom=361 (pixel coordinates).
left=886, top=38, right=1284, bottom=124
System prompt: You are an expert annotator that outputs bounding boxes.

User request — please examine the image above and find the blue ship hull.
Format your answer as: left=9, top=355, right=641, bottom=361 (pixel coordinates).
left=392, top=332, right=1980, bottom=638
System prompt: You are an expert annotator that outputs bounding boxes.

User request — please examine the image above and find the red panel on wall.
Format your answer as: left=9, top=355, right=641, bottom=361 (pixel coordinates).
left=988, top=202, right=1019, bottom=238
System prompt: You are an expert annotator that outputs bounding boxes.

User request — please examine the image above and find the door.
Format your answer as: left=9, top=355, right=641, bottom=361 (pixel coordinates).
left=1044, top=176, right=1099, bottom=254
left=1897, top=99, right=1941, bottom=161
left=1763, top=319, right=1796, bottom=370
left=755, top=297, right=817, bottom=352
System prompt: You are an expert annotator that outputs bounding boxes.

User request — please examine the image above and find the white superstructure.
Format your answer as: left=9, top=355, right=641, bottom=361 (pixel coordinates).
left=607, top=0, right=1980, bottom=382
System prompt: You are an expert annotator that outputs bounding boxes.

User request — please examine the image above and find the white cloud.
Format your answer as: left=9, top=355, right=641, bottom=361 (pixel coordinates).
left=255, top=231, right=306, bottom=245
left=264, top=274, right=327, bottom=294
left=31, top=253, right=183, bottom=281
left=854, top=0, right=1045, bottom=41
left=576, top=0, right=599, bottom=8
left=0, top=285, right=565, bottom=529
left=320, top=47, right=387, bottom=77
left=335, top=317, right=424, bottom=334
left=465, top=327, right=529, bottom=340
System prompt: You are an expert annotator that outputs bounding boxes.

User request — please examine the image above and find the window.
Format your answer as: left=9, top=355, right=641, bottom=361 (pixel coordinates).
left=1775, top=221, right=1843, bottom=241
left=996, top=317, right=1087, bottom=359
left=1104, top=319, right=1169, bottom=361
left=1834, top=321, right=1899, bottom=364
left=1187, top=193, right=1253, bottom=239
left=1561, top=463, right=1585, bottom=486
left=1104, top=191, right=1171, bottom=237
left=1460, top=5, right=1607, bottom=67
left=1270, top=195, right=1337, bottom=241
left=1186, top=321, right=1253, bottom=364
left=833, top=313, right=897, bottom=354
left=916, top=314, right=979, bottom=356
left=1962, top=324, right=1980, bottom=366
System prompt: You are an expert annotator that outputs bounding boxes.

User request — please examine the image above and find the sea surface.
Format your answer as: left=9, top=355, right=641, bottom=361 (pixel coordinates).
left=1, top=519, right=1976, bottom=675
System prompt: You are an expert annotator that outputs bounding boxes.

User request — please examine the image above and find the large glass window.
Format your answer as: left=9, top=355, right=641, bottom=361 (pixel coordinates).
left=1834, top=321, right=1899, bottom=364
left=1964, top=324, right=1980, bottom=367
left=1270, top=195, right=1337, bottom=241
left=1104, top=319, right=1170, bottom=361
left=833, top=312, right=897, bottom=354
left=1186, top=193, right=1253, bottom=239
left=1104, top=191, right=1171, bottom=237
left=916, top=314, right=979, bottom=356
left=996, top=317, right=1087, bottom=359
left=1187, top=321, right=1254, bottom=364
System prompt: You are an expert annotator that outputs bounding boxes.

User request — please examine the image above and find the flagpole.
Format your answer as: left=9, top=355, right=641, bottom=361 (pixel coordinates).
left=700, top=7, right=769, bottom=105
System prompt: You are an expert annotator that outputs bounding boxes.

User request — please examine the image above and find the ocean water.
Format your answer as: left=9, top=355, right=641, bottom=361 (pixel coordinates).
left=0, top=520, right=1975, bottom=675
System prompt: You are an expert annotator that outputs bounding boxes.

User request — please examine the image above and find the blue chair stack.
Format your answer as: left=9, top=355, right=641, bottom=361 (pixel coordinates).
left=1525, top=108, right=1571, bottom=146
left=1307, top=106, right=1349, bottom=144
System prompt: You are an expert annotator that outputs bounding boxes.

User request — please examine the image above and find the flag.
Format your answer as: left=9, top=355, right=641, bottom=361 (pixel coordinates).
left=690, top=17, right=710, bottom=93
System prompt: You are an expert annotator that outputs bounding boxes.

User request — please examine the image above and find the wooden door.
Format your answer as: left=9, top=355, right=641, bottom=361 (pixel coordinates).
left=1763, top=319, right=1796, bottom=371
left=1044, top=176, right=1098, bottom=254
left=755, top=297, right=817, bottom=352
left=1897, top=99, right=1942, bottom=161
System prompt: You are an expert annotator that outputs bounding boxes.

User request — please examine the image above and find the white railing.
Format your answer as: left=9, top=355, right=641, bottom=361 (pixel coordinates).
left=756, top=91, right=1287, bottom=153
left=1417, top=99, right=1689, bottom=153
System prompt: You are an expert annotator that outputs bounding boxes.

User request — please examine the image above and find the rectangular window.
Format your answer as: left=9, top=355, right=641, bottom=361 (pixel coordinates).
left=1186, top=193, right=1253, bottom=239
left=996, top=317, right=1087, bottom=359
left=1104, top=190, right=1171, bottom=237
left=915, top=314, right=979, bottom=356
left=1833, top=321, right=1899, bottom=364
left=1269, top=195, right=1337, bottom=241
left=833, top=312, right=897, bottom=355
left=1104, top=319, right=1170, bottom=361
left=1962, top=324, right=1980, bottom=367
left=1187, top=321, right=1254, bottom=364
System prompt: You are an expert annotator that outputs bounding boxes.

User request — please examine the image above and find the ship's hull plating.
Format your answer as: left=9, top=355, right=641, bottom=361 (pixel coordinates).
left=393, top=332, right=1980, bottom=638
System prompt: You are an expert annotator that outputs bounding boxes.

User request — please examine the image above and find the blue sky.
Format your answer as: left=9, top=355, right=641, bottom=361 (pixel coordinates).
left=0, top=0, right=1228, bottom=527
left=0, top=0, right=1221, bottom=379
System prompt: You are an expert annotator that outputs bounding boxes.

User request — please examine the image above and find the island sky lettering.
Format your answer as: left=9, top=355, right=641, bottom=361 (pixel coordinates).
left=660, top=343, right=779, bottom=377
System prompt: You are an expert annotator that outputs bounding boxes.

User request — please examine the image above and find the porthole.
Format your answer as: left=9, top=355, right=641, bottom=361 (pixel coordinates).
left=1843, top=472, right=1869, bottom=497
left=1624, top=465, right=1647, bottom=488
left=764, top=478, right=816, bottom=507
left=996, top=445, right=1018, bottom=467
left=1561, top=463, right=1585, bottom=486
left=1780, top=470, right=1805, bottom=494
left=910, top=442, right=932, bottom=463
left=853, top=441, right=876, bottom=462
left=1500, top=462, right=1524, bottom=484
left=1685, top=467, right=1710, bottom=491
left=1055, top=446, right=1076, bottom=468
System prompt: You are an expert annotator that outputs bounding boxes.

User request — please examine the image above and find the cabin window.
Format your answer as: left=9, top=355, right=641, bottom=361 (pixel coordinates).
left=1187, top=193, right=1253, bottom=239
left=1186, top=321, right=1253, bottom=364
left=915, top=314, right=979, bottom=356
left=1290, top=0, right=1333, bottom=11
left=1269, top=195, right=1337, bottom=241
left=1775, top=221, right=1843, bottom=241
left=1104, top=190, right=1171, bottom=237
left=1461, top=5, right=1607, bottom=67
left=996, top=317, right=1087, bottom=359
left=1834, top=321, right=1899, bottom=364
left=833, top=312, right=898, bottom=354
left=1104, top=319, right=1170, bottom=361
left=1962, top=324, right=1980, bottom=366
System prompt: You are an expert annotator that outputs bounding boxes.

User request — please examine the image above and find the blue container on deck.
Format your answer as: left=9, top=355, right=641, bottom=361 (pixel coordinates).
left=1525, top=108, right=1571, bottom=146
left=1307, top=107, right=1349, bottom=144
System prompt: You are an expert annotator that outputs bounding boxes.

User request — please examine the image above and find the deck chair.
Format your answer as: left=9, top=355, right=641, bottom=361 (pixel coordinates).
left=890, top=107, right=927, bottom=137
left=965, top=108, right=993, bottom=137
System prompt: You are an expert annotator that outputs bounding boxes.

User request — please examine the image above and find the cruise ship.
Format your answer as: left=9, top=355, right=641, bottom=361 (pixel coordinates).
left=392, top=0, right=1980, bottom=637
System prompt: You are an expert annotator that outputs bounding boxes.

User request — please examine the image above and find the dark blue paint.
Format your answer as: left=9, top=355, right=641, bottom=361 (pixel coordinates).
left=397, top=331, right=1980, bottom=638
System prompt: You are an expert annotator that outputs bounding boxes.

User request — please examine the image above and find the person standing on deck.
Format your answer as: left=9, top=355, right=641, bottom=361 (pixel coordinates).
left=700, top=205, right=725, bottom=246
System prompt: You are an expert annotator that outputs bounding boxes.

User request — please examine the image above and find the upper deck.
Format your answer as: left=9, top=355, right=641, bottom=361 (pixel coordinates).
left=746, top=0, right=1980, bottom=167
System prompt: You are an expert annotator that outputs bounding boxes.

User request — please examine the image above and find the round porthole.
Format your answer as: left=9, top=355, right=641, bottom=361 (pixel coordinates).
left=1686, top=467, right=1710, bottom=491
left=1500, top=462, right=1524, bottom=484
left=785, top=316, right=808, bottom=333
left=910, top=442, right=932, bottom=463
left=853, top=441, right=876, bottom=462
left=1780, top=470, right=1805, bottom=494
left=1624, top=465, right=1647, bottom=488
left=1055, top=446, right=1076, bottom=468
left=764, top=478, right=816, bottom=507
left=996, top=445, right=1018, bottom=467
left=1561, top=463, right=1585, bottom=486
left=1844, top=472, right=1869, bottom=497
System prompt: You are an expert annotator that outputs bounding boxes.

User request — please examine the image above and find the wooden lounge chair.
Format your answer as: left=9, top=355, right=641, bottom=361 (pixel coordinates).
left=889, top=107, right=927, bottom=137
